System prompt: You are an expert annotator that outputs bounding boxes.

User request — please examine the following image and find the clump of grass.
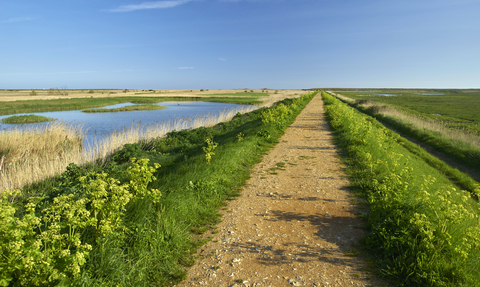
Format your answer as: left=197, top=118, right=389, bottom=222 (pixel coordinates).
left=1, top=114, right=54, bottom=124
left=82, top=104, right=166, bottom=113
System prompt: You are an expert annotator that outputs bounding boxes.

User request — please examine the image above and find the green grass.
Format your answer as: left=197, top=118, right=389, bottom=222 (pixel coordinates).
left=0, top=96, right=261, bottom=116
left=335, top=89, right=480, bottom=134
left=333, top=92, right=480, bottom=189
left=322, top=91, right=480, bottom=286
left=1, top=114, right=54, bottom=124
left=3, top=92, right=317, bottom=286
left=82, top=104, right=166, bottom=113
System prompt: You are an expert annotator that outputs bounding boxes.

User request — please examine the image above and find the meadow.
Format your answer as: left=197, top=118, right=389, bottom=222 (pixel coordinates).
left=322, top=91, right=480, bottom=286
left=0, top=92, right=316, bottom=286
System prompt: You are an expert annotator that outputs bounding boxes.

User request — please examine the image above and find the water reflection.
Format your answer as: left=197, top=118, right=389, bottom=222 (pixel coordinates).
left=0, top=101, right=250, bottom=147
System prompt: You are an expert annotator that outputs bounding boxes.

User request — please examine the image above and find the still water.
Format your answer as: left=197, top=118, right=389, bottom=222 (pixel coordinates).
left=0, top=101, right=249, bottom=144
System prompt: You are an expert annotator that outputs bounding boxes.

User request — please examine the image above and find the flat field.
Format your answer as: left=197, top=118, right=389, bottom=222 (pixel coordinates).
left=0, top=88, right=305, bottom=115
left=331, top=89, right=480, bottom=133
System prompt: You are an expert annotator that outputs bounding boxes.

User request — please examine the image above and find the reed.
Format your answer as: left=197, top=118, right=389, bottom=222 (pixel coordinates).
left=0, top=106, right=257, bottom=192
left=0, top=121, right=84, bottom=191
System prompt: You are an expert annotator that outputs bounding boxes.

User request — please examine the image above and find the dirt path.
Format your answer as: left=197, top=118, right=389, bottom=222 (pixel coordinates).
left=177, top=95, right=388, bottom=287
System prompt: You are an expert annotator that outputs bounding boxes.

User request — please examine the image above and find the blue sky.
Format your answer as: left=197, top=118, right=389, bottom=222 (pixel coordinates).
left=1, top=0, right=479, bottom=89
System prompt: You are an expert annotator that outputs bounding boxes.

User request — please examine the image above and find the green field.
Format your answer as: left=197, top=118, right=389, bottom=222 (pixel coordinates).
left=0, top=96, right=262, bottom=116
left=332, top=89, right=480, bottom=133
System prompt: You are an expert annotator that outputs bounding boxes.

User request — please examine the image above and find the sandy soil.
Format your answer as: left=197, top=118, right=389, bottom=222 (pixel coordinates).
left=176, top=95, right=389, bottom=286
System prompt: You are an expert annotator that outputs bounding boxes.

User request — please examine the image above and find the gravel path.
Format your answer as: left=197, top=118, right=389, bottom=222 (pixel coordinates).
left=176, top=95, right=389, bottom=287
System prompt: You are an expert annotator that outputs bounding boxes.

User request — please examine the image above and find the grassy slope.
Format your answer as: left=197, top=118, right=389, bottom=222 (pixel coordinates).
left=336, top=90, right=480, bottom=133
left=10, top=92, right=316, bottom=286
left=322, top=91, right=480, bottom=286
left=333, top=93, right=480, bottom=190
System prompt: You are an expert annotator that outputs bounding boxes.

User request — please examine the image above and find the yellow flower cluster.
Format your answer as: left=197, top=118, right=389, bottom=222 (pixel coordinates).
left=0, top=158, right=160, bottom=286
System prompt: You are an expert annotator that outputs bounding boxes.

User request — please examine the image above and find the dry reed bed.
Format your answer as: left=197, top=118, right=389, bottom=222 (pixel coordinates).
left=0, top=106, right=257, bottom=192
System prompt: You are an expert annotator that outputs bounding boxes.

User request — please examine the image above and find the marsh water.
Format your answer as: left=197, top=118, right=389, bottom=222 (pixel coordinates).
left=0, top=101, right=250, bottom=145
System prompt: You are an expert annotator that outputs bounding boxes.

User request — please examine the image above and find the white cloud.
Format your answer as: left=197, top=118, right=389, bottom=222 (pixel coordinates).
left=2, top=17, right=34, bottom=23
left=218, top=57, right=227, bottom=61
left=108, top=0, right=193, bottom=12
left=178, top=67, right=194, bottom=69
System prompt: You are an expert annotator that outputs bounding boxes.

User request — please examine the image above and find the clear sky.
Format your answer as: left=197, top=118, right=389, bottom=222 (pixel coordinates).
left=1, top=0, right=479, bottom=89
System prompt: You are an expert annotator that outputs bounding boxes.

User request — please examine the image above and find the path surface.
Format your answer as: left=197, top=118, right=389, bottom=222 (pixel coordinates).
left=177, top=95, right=388, bottom=287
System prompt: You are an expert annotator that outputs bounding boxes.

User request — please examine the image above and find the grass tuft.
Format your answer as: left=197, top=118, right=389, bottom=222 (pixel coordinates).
left=1, top=114, right=54, bottom=124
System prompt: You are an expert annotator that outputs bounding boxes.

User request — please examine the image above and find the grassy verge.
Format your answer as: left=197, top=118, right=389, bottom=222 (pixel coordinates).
left=1, top=115, right=54, bottom=124
left=322, top=91, right=480, bottom=286
left=366, top=107, right=480, bottom=175
left=330, top=89, right=480, bottom=134
left=331, top=93, right=480, bottom=195
left=0, top=96, right=261, bottom=116
left=82, top=104, right=166, bottom=113
left=1, top=92, right=316, bottom=286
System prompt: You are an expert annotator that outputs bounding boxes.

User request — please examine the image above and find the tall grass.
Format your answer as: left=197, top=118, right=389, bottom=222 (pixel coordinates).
left=0, top=122, right=84, bottom=191
left=0, top=106, right=257, bottom=192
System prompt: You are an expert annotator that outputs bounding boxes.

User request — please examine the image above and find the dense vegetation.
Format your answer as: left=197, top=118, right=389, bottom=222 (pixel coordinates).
left=322, top=91, right=480, bottom=286
left=82, top=104, right=166, bottom=113
left=0, top=92, right=316, bottom=286
left=1, top=115, right=54, bottom=124
left=0, top=96, right=262, bottom=116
